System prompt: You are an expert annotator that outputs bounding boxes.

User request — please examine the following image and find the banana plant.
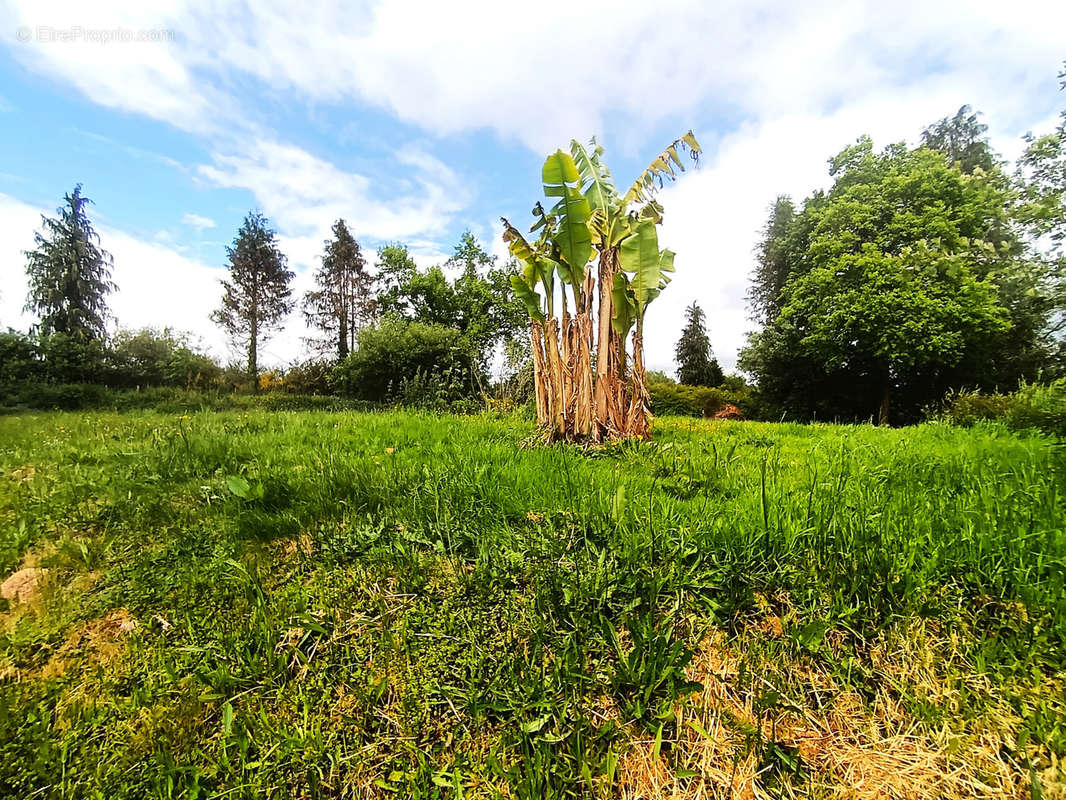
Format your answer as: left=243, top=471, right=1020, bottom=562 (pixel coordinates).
left=503, top=132, right=701, bottom=441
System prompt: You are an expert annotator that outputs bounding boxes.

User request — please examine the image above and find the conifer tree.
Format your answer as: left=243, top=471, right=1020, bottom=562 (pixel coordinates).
left=675, top=301, right=723, bottom=386
left=212, top=212, right=293, bottom=389
left=303, top=219, right=373, bottom=360
left=24, top=185, right=115, bottom=340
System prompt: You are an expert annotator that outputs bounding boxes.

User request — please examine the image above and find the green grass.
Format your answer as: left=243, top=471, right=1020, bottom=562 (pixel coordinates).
left=0, top=409, right=1063, bottom=798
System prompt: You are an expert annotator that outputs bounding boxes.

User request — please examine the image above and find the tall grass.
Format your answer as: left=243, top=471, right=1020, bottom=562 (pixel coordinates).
left=0, top=410, right=1062, bottom=797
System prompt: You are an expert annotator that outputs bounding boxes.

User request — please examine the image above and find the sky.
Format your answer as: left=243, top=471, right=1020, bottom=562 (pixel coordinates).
left=0, top=1, right=1064, bottom=376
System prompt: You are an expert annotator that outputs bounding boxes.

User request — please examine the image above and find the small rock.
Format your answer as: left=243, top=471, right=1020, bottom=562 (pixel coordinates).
left=1, top=568, right=48, bottom=604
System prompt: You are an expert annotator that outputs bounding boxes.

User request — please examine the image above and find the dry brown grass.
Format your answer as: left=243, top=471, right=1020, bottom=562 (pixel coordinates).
left=615, top=624, right=1057, bottom=800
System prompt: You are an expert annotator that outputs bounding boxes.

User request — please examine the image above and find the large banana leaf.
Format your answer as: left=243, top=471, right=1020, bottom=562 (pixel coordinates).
left=611, top=272, right=637, bottom=337
left=571, top=139, right=619, bottom=247
left=509, top=274, right=544, bottom=321
left=542, top=151, right=592, bottom=280
left=542, top=150, right=582, bottom=196
left=619, top=221, right=672, bottom=315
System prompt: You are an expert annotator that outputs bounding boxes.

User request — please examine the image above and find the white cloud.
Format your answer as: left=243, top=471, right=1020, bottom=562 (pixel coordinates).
left=6, top=0, right=1064, bottom=151
left=196, top=139, right=467, bottom=267
left=4, top=0, right=1065, bottom=374
left=181, top=212, right=215, bottom=230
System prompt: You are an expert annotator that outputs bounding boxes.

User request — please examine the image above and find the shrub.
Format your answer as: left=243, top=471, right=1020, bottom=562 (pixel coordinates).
left=0, top=332, right=42, bottom=393
left=107, top=328, right=222, bottom=389
left=279, top=359, right=334, bottom=395
left=939, top=380, right=1066, bottom=437
left=38, top=333, right=108, bottom=384
left=331, top=318, right=479, bottom=404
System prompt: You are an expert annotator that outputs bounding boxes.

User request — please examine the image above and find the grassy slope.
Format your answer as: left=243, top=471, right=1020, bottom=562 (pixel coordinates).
left=0, top=410, right=1063, bottom=798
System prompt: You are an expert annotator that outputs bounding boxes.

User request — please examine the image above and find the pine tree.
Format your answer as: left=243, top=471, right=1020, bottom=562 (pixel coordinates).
left=675, top=302, right=723, bottom=386
left=212, top=212, right=294, bottom=390
left=303, top=219, right=374, bottom=360
left=24, top=185, right=115, bottom=340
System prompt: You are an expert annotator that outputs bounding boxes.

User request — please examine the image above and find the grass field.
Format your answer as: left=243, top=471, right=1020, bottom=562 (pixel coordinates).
left=0, top=409, right=1063, bottom=798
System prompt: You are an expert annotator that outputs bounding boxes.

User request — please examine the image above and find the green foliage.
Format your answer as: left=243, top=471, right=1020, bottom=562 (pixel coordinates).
left=276, top=358, right=333, bottom=395
left=107, top=327, right=221, bottom=389
left=742, top=134, right=1049, bottom=423
left=303, top=219, right=374, bottom=360
left=939, top=379, right=1066, bottom=437
left=330, top=317, right=479, bottom=404
left=648, top=382, right=732, bottom=417
left=921, top=104, right=997, bottom=175
left=37, top=332, right=109, bottom=384
left=23, top=185, right=115, bottom=341
left=377, top=232, right=526, bottom=369
left=674, top=302, right=724, bottom=387
left=0, top=331, right=42, bottom=392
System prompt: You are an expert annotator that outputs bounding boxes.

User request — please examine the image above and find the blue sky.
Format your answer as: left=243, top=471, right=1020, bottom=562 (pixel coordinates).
left=1, top=0, right=1064, bottom=373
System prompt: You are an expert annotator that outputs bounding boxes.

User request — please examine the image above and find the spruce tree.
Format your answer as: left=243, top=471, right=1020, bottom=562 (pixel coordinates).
left=675, top=302, right=724, bottom=386
left=24, top=185, right=115, bottom=340
left=303, top=219, right=374, bottom=360
left=212, top=212, right=294, bottom=390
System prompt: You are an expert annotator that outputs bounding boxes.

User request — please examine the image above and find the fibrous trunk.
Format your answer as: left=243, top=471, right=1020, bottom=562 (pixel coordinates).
left=532, top=248, right=652, bottom=443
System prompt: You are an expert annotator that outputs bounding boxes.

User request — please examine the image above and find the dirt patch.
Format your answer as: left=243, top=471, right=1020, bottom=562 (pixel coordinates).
left=616, top=630, right=1034, bottom=800
left=40, top=608, right=139, bottom=680
left=1, top=568, right=48, bottom=604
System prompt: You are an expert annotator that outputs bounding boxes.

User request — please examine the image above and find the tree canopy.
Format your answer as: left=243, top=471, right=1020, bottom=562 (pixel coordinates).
left=375, top=231, right=526, bottom=369
left=741, top=135, right=1050, bottom=423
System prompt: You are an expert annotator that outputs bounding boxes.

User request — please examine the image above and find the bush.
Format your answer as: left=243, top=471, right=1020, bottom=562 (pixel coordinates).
left=331, top=318, right=480, bottom=405
left=38, top=333, right=108, bottom=384
left=4, top=383, right=111, bottom=411
left=939, top=380, right=1066, bottom=437
left=107, top=328, right=221, bottom=389
left=0, top=332, right=42, bottom=394
left=648, top=376, right=773, bottom=420
left=279, top=359, right=334, bottom=395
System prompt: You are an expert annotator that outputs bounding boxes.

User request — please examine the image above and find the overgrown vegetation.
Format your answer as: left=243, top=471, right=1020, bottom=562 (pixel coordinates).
left=1, top=410, right=1063, bottom=798
left=938, top=378, right=1066, bottom=437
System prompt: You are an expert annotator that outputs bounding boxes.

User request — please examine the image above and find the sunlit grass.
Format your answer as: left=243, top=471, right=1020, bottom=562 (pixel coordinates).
left=0, top=409, right=1063, bottom=797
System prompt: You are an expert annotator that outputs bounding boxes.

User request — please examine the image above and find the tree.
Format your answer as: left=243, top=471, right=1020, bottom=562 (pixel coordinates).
left=675, top=302, right=723, bottom=386
left=921, top=105, right=997, bottom=175
left=24, top=185, right=115, bottom=341
left=374, top=243, right=419, bottom=315
left=740, top=136, right=1038, bottom=424
left=748, top=196, right=796, bottom=325
left=375, top=232, right=526, bottom=371
left=303, top=219, right=374, bottom=360
left=1016, top=62, right=1066, bottom=368
left=503, top=132, right=701, bottom=440
left=212, top=212, right=294, bottom=390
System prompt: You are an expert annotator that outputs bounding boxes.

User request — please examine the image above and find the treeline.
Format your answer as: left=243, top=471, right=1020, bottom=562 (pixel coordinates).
left=1, top=189, right=528, bottom=411
left=740, top=94, right=1066, bottom=424
left=4, top=76, right=1065, bottom=425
